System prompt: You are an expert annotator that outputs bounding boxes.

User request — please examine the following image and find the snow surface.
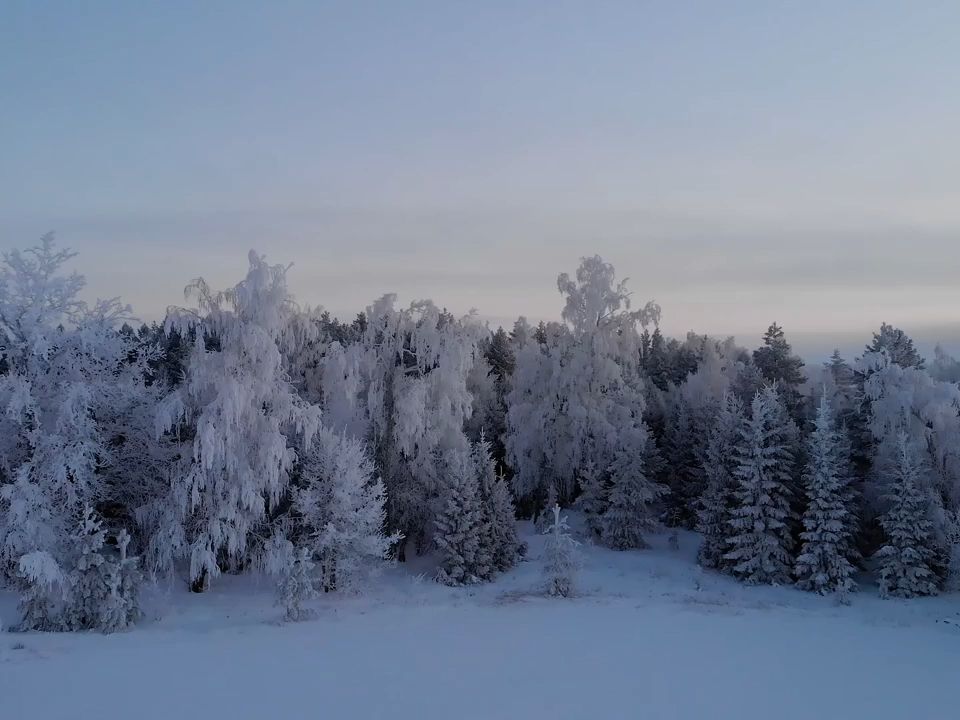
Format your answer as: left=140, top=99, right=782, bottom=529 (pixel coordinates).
left=2, top=519, right=958, bottom=720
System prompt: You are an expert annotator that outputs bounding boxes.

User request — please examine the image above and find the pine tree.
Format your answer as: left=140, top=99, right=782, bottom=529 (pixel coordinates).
left=697, top=394, right=743, bottom=570
left=866, top=323, right=924, bottom=369
left=600, top=426, right=666, bottom=549
left=752, top=323, right=804, bottom=417
left=875, top=433, right=939, bottom=598
left=542, top=505, right=581, bottom=597
left=794, top=395, right=857, bottom=599
left=725, top=388, right=795, bottom=585
left=433, top=447, right=488, bottom=585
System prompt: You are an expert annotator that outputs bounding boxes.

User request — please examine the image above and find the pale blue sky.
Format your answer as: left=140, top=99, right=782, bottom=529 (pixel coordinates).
left=2, top=1, right=959, bottom=357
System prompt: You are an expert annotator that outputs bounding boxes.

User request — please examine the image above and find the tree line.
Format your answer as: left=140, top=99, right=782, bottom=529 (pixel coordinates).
left=2, top=236, right=959, bottom=631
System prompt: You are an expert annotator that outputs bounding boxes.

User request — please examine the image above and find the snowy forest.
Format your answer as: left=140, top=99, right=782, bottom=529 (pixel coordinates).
left=3, top=234, right=960, bottom=633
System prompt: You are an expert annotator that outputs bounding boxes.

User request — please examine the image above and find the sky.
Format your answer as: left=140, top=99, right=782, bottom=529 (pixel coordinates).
left=2, top=1, right=959, bottom=360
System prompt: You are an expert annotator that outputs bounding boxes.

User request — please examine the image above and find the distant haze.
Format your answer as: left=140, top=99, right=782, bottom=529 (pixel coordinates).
left=2, top=2, right=959, bottom=362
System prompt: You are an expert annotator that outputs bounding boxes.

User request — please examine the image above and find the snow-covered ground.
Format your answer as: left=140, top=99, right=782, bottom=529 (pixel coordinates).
left=2, top=520, right=958, bottom=720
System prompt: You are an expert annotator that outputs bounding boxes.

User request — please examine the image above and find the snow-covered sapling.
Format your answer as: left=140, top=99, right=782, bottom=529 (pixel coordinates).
left=542, top=504, right=582, bottom=597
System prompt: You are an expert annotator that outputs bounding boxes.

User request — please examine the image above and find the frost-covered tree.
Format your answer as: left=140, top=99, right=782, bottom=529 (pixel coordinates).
left=507, top=256, right=658, bottom=509
left=576, top=461, right=606, bottom=538
left=294, top=427, right=396, bottom=593
left=542, top=504, right=581, bottom=597
left=858, top=351, right=960, bottom=571
left=433, top=447, right=488, bottom=585
left=659, top=391, right=702, bottom=528
left=600, top=425, right=666, bottom=549
left=313, top=295, right=482, bottom=560
left=472, top=436, right=519, bottom=572
left=866, top=323, right=924, bottom=369
left=697, top=393, right=744, bottom=570
left=794, top=395, right=857, bottom=599
left=0, top=235, right=150, bottom=630
left=725, top=387, right=796, bottom=585
left=155, top=251, right=322, bottom=590
left=260, top=534, right=316, bottom=621
left=930, top=345, right=960, bottom=384
left=875, top=433, right=939, bottom=598
left=488, top=466, right=521, bottom=570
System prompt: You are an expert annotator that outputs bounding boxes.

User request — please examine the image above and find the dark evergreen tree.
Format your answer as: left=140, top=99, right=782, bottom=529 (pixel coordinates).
left=697, top=393, right=743, bottom=571
left=752, top=323, right=805, bottom=418
left=866, top=323, right=924, bottom=369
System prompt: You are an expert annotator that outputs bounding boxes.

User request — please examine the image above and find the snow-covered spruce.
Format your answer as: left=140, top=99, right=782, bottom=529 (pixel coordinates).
left=793, top=394, right=857, bottom=599
left=542, top=504, right=582, bottom=597
left=294, top=427, right=397, bottom=594
left=471, top=436, right=520, bottom=572
left=696, top=393, right=743, bottom=571
left=433, top=446, right=488, bottom=586
left=725, top=387, right=796, bottom=585
left=260, top=534, right=317, bottom=621
left=875, top=433, right=939, bottom=599
left=599, top=424, right=666, bottom=550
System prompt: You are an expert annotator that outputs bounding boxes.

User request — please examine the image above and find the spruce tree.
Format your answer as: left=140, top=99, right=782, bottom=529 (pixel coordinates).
left=866, top=323, right=924, bottom=369
left=794, top=395, right=857, bottom=599
left=488, top=467, right=521, bottom=571
left=600, top=426, right=666, bottom=549
left=472, top=436, right=519, bottom=573
left=697, top=393, right=743, bottom=570
left=660, top=394, right=701, bottom=528
left=542, top=505, right=581, bottom=597
left=725, top=388, right=795, bottom=585
left=433, top=447, right=488, bottom=585
left=875, top=433, right=939, bottom=598
left=752, top=323, right=804, bottom=417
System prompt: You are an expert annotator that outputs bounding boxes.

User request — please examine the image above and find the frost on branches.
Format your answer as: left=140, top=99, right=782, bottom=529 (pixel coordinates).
left=294, top=427, right=397, bottom=593
left=875, top=433, right=939, bottom=598
left=600, top=424, right=666, bottom=550
left=793, top=394, right=857, bottom=599
left=433, top=447, right=488, bottom=585
left=542, top=505, right=582, bottom=597
left=155, top=251, right=321, bottom=590
left=507, top=256, right=659, bottom=512
left=314, top=295, right=483, bottom=561
left=696, top=393, right=744, bottom=571
left=725, top=387, right=796, bottom=585
left=0, top=235, right=149, bottom=630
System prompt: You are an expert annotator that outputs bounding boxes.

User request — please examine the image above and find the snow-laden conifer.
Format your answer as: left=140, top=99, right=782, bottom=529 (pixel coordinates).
left=542, top=505, right=582, bottom=597
left=876, top=433, right=939, bottom=598
left=600, top=425, right=666, bottom=549
left=433, top=447, right=487, bottom=585
left=294, top=428, right=396, bottom=593
left=794, top=394, right=857, bottom=599
left=696, top=393, right=743, bottom=570
left=725, top=387, right=795, bottom=585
